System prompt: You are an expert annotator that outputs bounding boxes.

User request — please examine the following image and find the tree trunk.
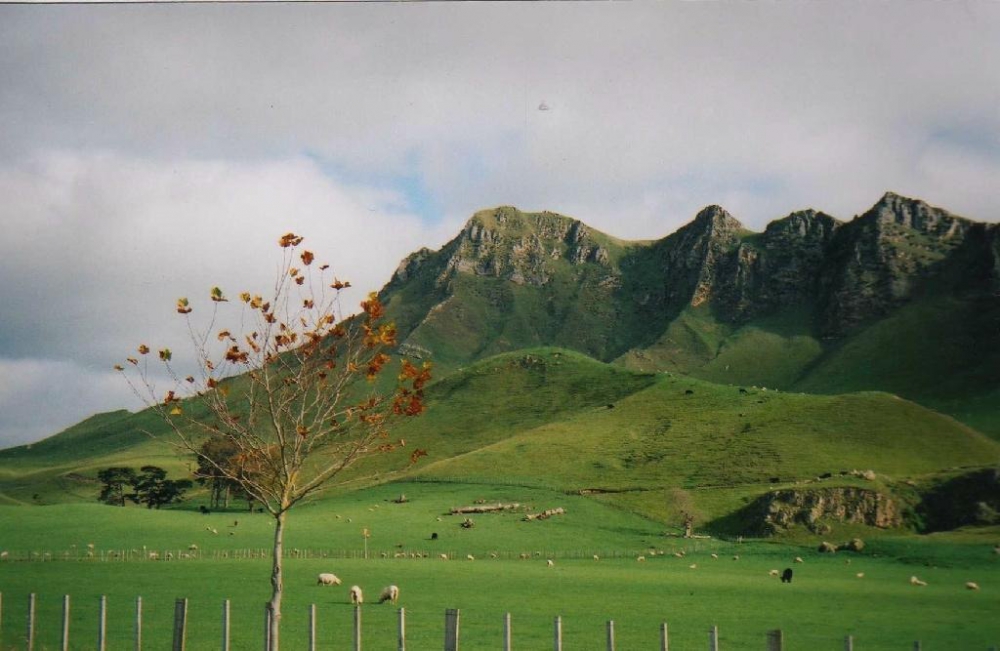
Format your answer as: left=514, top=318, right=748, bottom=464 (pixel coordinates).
left=268, top=511, right=286, bottom=650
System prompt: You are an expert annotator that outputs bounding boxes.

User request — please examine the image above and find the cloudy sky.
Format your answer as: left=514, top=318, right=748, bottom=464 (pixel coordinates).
left=1, top=2, right=998, bottom=448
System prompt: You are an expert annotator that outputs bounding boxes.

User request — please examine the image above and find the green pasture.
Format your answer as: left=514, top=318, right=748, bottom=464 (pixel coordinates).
left=2, top=483, right=999, bottom=650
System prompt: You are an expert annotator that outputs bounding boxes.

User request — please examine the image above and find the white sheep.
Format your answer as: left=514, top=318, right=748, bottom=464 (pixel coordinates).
left=856, top=572, right=865, bottom=578
left=466, top=554, right=475, bottom=561
left=710, top=553, right=719, bottom=559
left=794, top=556, right=804, bottom=563
left=317, top=573, right=342, bottom=586
left=439, top=553, right=449, bottom=560
left=688, top=563, right=698, bottom=570
left=769, top=569, right=780, bottom=577
left=546, top=559, right=554, bottom=567
left=379, top=584, right=400, bottom=604
left=349, top=585, right=363, bottom=604
left=966, top=581, right=980, bottom=591
left=910, top=575, right=927, bottom=586
left=636, top=556, right=646, bottom=562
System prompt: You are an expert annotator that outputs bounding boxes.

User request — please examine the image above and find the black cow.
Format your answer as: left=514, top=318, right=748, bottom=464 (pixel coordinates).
left=781, top=568, right=793, bottom=583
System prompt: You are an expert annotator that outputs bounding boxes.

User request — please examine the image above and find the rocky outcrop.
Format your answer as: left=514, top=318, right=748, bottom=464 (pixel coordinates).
left=739, top=487, right=902, bottom=536
left=818, top=192, right=975, bottom=334
left=439, top=207, right=614, bottom=287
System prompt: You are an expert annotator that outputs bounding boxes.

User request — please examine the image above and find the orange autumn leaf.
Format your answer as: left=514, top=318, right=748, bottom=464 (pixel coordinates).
left=278, top=232, right=303, bottom=248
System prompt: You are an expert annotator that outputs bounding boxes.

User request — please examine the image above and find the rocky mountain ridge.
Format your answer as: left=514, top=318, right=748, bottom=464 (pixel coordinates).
left=377, top=192, right=999, bottom=435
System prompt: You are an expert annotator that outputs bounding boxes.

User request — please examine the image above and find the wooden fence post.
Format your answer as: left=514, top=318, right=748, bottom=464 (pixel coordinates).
left=606, top=620, right=616, bottom=651
left=766, top=629, right=783, bottom=651
left=353, top=605, right=362, bottom=651
left=844, top=635, right=853, bottom=651
left=444, top=608, right=460, bottom=651
left=554, top=616, right=563, bottom=651
left=172, top=598, right=187, bottom=651
left=708, top=625, right=719, bottom=651
left=98, top=595, right=107, bottom=651
left=660, top=622, right=668, bottom=651
left=26, top=593, right=35, bottom=651
left=61, top=594, right=71, bottom=651
left=398, top=607, right=406, bottom=651
left=135, top=596, right=143, bottom=651
left=222, top=600, right=230, bottom=651
left=503, top=612, right=512, bottom=651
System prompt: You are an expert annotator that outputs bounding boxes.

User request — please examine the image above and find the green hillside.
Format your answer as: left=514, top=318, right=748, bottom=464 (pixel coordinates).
left=5, top=347, right=995, bottom=535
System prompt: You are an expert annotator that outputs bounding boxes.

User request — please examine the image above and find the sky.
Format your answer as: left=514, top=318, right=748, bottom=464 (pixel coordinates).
left=1, top=1, right=999, bottom=449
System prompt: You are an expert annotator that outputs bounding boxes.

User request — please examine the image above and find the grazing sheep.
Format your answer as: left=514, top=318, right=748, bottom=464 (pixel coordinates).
left=856, top=572, right=865, bottom=578
left=636, top=556, right=646, bottom=562
left=317, top=573, right=342, bottom=586
left=732, top=555, right=740, bottom=561
left=0, top=551, right=8, bottom=560
left=794, top=557, right=804, bottom=563
left=769, top=569, right=780, bottom=577
left=710, top=553, right=719, bottom=559
left=188, top=544, right=198, bottom=551
left=966, top=582, right=980, bottom=591
left=439, top=554, right=449, bottom=560
left=349, top=585, right=363, bottom=604
left=910, top=576, right=927, bottom=586
left=593, top=555, right=600, bottom=561
left=673, top=552, right=685, bottom=558
left=466, top=554, right=475, bottom=561
left=379, top=585, right=400, bottom=604
left=688, top=563, right=698, bottom=570
left=781, top=568, right=793, bottom=583
left=546, top=559, right=554, bottom=567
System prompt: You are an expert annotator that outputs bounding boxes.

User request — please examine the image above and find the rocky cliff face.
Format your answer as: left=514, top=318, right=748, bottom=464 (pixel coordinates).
left=740, top=487, right=903, bottom=536
left=818, top=193, right=975, bottom=334
left=380, top=193, right=997, bottom=375
left=438, top=206, right=614, bottom=287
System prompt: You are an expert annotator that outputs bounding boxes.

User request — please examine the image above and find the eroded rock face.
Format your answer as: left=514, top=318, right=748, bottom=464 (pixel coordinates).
left=745, top=487, right=902, bottom=535
left=441, top=207, right=613, bottom=287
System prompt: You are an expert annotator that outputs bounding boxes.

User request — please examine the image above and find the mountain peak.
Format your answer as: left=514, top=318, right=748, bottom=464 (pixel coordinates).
left=692, top=205, right=744, bottom=233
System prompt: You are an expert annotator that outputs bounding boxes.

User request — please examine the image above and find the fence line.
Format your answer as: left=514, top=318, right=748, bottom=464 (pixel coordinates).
left=2, top=590, right=998, bottom=650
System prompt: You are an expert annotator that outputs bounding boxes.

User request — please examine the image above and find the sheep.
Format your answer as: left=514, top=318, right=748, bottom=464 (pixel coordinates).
left=349, top=585, right=363, bottom=604
left=546, top=559, right=554, bottom=567
left=966, top=581, right=980, bottom=591
left=732, top=555, right=740, bottom=561
left=378, top=584, right=400, bottom=604
left=466, top=554, right=475, bottom=561
left=856, top=572, right=865, bottom=578
left=688, top=563, right=698, bottom=570
left=188, top=544, right=198, bottom=551
left=0, top=551, right=7, bottom=560
left=317, top=573, right=342, bottom=586
left=439, top=553, right=449, bottom=560
left=910, top=575, right=927, bottom=586
left=794, top=557, right=804, bottom=563
left=593, top=555, right=600, bottom=561
left=637, top=556, right=646, bottom=562
left=710, top=553, right=719, bottom=559
left=769, top=569, right=780, bottom=577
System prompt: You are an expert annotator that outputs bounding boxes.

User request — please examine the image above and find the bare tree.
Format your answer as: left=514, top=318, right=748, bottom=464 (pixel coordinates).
left=118, top=233, right=430, bottom=649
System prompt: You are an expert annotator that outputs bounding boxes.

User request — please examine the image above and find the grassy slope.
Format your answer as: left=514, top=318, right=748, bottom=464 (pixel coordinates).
left=795, top=292, right=1000, bottom=437
left=3, top=347, right=997, bottom=526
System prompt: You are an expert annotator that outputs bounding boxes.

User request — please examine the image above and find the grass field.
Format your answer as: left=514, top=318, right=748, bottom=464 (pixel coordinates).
left=2, top=482, right=999, bottom=650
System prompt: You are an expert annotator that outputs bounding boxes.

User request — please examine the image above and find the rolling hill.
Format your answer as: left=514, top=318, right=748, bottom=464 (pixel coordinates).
left=2, top=192, right=997, bottom=537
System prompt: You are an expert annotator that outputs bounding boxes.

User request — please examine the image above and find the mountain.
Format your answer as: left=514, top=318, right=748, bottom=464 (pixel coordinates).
left=379, top=193, right=1000, bottom=437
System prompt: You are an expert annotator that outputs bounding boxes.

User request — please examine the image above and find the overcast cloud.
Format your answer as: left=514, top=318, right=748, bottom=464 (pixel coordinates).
left=1, top=2, right=998, bottom=448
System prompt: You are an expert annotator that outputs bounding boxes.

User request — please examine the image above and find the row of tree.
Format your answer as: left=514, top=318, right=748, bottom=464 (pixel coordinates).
left=97, top=465, right=193, bottom=509
left=97, top=438, right=257, bottom=511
